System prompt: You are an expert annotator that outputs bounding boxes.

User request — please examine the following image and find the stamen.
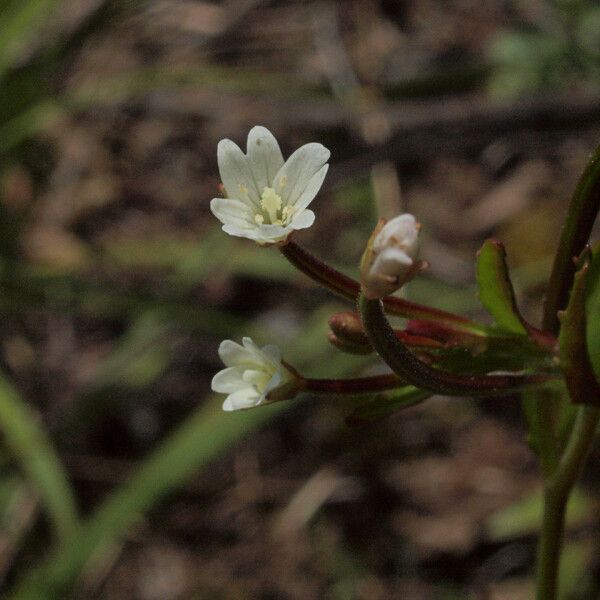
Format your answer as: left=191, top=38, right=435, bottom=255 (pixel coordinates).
left=281, top=205, right=294, bottom=223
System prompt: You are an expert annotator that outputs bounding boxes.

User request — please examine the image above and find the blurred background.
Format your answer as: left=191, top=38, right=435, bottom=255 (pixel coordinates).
left=1, top=0, right=600, bottom=598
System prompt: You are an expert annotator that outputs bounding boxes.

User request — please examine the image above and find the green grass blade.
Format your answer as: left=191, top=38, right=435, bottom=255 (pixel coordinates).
left=0, top=0, right=62, bottom=78
left=7, top=397, right=282, bottom=599
left=0, top=372, right=78, bottom=544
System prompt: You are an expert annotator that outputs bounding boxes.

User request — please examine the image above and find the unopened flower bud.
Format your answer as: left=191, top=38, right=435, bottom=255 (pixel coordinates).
left=360, top=214, right=425, bottom=299
left=328, top=332, right=373, bottom=355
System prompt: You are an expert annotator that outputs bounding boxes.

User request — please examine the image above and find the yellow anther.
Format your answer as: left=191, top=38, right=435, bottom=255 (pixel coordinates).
left=254, top=214, right=264, bottom=225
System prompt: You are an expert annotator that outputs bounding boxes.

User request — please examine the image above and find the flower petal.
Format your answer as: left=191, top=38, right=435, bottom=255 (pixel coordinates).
left=289, top=209, right=315, bottom=231
left=218, top=339, right=263, bottom=368
left=246, top=126, right=285, bottom=192
left=222, top=223, right=261, bottom=240
left=211, top=366, right=246, bottom=393
left=272, top=143, right=330, bottom=207
left=291, top=164, right=329, bottom=212
left=210, top=198, right=255, bottom=229
left=222, top=388, right=261, bottom=411
left=371, top=247, right=413, bottom=278
left=263, top=371, right=282, bottom=396
left=217, top=139, right=260, bottom=206
left=252, top=223, right=291, bottom=244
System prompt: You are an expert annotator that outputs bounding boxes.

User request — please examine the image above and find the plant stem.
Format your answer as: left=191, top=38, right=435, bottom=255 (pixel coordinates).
left=533, top=143, right=600, bottom=598
left=543, top=143, right=600, bottom=334
left=536, top=405, right=600, bottom=600
left=358, top=293, right=552, bottom=396
left=303, top=373, right=404, bottom=394
left=280, top=240, right=484, bottom=331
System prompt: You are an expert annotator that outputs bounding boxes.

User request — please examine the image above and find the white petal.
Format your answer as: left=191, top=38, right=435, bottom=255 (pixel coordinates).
left=217, top=139, right=260, bottom=206
left=289, top=209, right=315, bottom=231
left=218, top=339, right=263, bottom=368
left=291, top=164, right=329, bottom=212
left=222, top=388, right=262, bottom=411
left=222, top=223, right=262, bottom=240
left=272, top=143, right=330, bottom=207
left=210, top=198, right=255, bottom=229
left=242, top=337, right=268, bottom=362
left=375, top=214, right=419, bottom=256
left=211, top=366, right=246, bottom=393
left=253, top=223, right=291, bottom=244
left=263, top=371, right=282, bottom=396
left=371, top=247, right=413, bottom=278
left=246, top=126, right=284, bottom=191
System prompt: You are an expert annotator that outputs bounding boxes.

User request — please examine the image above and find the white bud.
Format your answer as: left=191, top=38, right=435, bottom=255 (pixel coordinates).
left=360, top=214, right=422, bottom=299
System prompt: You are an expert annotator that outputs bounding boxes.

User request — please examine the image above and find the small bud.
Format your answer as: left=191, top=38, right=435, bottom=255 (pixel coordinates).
left=360, top=214, right=424, bottom=299
left=328, top=332, right=373, bottom=355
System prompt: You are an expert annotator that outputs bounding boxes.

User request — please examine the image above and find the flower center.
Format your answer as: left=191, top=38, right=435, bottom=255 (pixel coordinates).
left=243, top=367, right=273, bottom=394
left=254, top=187, right=294, bottom=226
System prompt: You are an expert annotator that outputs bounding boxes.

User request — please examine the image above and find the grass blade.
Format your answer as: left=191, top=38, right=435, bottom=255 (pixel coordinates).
left=0, top=372, right=78, bottom=544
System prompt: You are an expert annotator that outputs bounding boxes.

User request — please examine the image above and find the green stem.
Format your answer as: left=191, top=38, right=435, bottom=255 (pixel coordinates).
left=358, top=293, right=552, bottom=397
left=536, top=405, right=600, bottom=600
left=533, top=143, right=600, bottom=598
left=280, top=240, right=484, bottom=331
left=543, top=143, right=600, bottom=334
left=522, top=388, right=560, bottom=480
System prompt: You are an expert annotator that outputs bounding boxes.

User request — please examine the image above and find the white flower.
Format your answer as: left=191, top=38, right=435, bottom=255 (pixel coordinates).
left=360, top=214, right=422, bottom=299
left=210, top=126, right=330, bottom=245
left=212, top=337, right=298, bottom=411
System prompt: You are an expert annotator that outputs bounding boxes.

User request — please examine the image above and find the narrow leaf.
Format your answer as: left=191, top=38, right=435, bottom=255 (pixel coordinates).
left=476, top=239, right=528, bottom=335
left=7, top=397, right=282, bottom=599
left=345, top=386, right=430, bottom=426
left=0, top=373, right=78, bottom=544
left=585, top=243, right=600, bottom=382
left=486, top=487, right=589, bottom=541
left=559, top=249, right=600, bottom=405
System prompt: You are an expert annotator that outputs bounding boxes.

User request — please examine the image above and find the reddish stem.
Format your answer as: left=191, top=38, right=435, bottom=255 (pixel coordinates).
left=280, top=240, right=477, bottom=329
left=303, top=373, right=404, bottom=394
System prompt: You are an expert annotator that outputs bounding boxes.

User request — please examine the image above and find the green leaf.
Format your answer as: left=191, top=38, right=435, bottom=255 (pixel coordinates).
left=0, top=372, right=78, bottom=544
left=7, top=397, right=283, bottom=600
left=345, top=386, right=430, bottom=426
left=585, top=244, right=600, bottom=382
left=0, top=0, right=61, bottom=79
left=559, top=248, right=600, bottom=404
left=486, top=487, right=589, bottom=541
left=476, top=239, right=528, bottom=335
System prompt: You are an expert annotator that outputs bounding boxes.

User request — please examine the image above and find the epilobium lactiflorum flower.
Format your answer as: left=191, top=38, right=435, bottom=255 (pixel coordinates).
left=212, top=337, right=301, bottom=411
left=360, top=213, right=424, bottom=299
left=210, top=126, right=330, bottom=245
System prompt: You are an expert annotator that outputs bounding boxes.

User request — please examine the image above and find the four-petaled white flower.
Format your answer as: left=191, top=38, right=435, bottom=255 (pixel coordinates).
left=212, top=337, right=298, bottom=411
left=210, top=126, right=330, bottom=245
left=360, top=213, right=422, bottom=299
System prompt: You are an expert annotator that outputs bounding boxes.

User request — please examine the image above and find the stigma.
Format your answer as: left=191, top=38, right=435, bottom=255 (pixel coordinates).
left=254, top=186, right=294, bottom=226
